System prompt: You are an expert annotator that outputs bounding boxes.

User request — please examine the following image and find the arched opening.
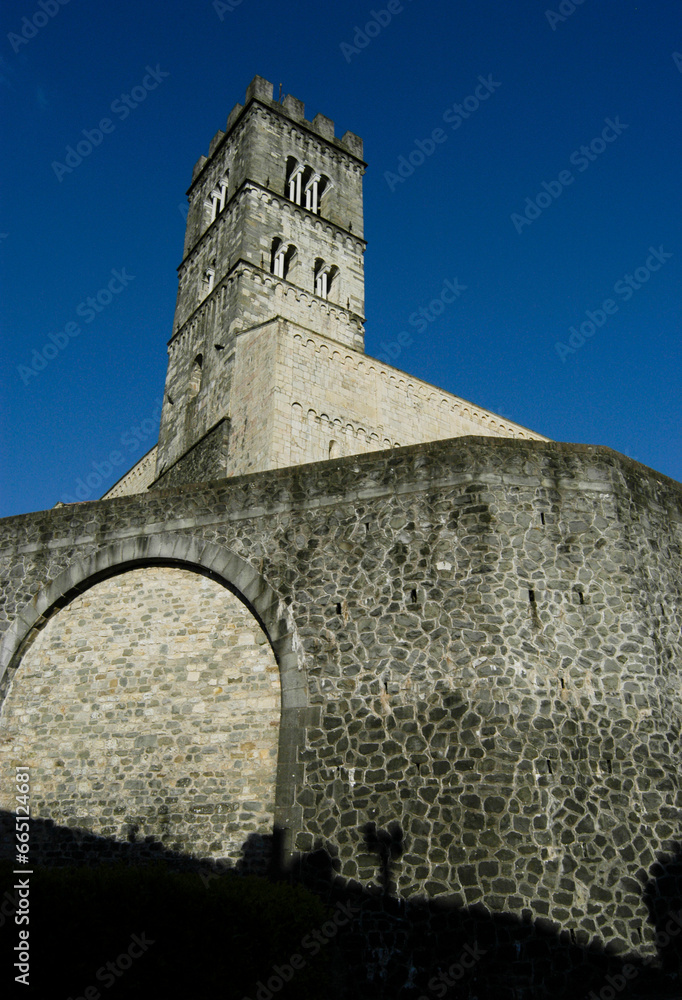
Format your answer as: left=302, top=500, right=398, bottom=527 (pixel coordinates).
left=285, top=160, right=329, bottom=215
left=314, top=260, right=338, bottom=301
left=0, top=565, right=282, bottom=864
left=271, top=239, right=296, bottom=280
left=314, top=174, right=330, bottom=215
left=208, top=174, right=228, bottom=223
left=285, top=157, right=303, bottom=204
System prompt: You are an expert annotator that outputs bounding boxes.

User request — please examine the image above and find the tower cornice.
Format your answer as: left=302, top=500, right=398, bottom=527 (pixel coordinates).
left=168, top=257, right=365, bottom=349
left=178, top=179, right=366, bottom=275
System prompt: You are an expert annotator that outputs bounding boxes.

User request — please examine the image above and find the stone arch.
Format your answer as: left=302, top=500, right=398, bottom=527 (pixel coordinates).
left=0, top=535, right=307, bottom=859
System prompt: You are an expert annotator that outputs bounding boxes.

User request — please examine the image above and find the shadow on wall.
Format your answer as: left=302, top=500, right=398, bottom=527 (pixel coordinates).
left=0, top=813, right=681, bottom=999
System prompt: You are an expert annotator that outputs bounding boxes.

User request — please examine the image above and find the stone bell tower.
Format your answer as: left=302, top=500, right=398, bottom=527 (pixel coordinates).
left=126, top=74, right=545, bottom=498
left=153, top=75, right=367, bottom=488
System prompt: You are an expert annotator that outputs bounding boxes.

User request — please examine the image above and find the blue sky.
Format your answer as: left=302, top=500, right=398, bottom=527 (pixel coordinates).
left=1, top=0, right=680, bottom=517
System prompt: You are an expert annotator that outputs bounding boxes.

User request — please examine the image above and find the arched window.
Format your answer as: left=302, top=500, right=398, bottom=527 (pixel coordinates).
left=271, top=239, right=285, bottom=278
left=188, top=354, right=203, bottom=397
left=286, top=158, right=304, bottom=205
left=315, top=262, right=329, bottom=299
left=271, top=239, right=296, bottom=279
left=208, top=175, right=228, bottom=223
left=314, top=259, right=338, bottom=300
left=304, top=171, right=320, bottom=212
left=306, top=173, right=330, bottom=214
left=285, top=159, right=330, bottom=216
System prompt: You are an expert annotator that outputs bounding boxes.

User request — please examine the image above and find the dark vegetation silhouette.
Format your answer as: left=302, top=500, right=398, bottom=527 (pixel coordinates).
left=0, top=814, right=680, bottom=999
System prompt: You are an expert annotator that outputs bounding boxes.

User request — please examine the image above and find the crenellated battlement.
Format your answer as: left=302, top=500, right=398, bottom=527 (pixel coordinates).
left=190, top=75, right=364, bottom=186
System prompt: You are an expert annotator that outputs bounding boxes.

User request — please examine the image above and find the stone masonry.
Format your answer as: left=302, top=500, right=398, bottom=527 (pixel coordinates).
left=0, top=566, right=279, bottom=862
left=136, top=76, right=545, bottom=498
left=1, top=437, right=681, bottom=966
left=1, top=77, right=680, bottom=996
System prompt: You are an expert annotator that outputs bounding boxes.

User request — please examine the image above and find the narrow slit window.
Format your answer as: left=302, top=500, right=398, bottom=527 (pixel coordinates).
left=188, top=354, right=203, bottom=397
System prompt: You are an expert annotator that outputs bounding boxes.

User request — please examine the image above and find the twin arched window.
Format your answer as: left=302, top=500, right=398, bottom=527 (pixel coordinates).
left=314, top=259, right=338, bottom=301
left=271, top=238, right=297, bottom=279
left=270, top=241, right=338, bottom=301
left=285, top=158, right=329, bottom=215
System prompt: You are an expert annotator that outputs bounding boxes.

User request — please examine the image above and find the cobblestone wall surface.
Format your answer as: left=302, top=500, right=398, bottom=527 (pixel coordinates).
left=0, top=436, right=680, bottom=962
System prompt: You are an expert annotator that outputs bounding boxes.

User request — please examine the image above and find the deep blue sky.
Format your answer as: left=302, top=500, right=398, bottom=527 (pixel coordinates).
left=1, top=0, right=680, bottom=517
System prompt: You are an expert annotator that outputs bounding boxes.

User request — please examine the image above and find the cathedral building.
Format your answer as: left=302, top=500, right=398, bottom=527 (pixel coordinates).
left=1, top=76, right=680, bottom=997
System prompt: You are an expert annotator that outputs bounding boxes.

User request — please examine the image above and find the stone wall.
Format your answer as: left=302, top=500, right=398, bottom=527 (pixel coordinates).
left=0, top=566, right=280, bottom=863
left=155, top=320, right=546, bottom=488
left=149, top=318, right=548, bottom=491
left=152, top=419, right=229, bottom=491
left=102, top=445, right=158, bottom=499
left=278, top=325, right=545, bottom=470
left=1, top=436, right=681, bottom=964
